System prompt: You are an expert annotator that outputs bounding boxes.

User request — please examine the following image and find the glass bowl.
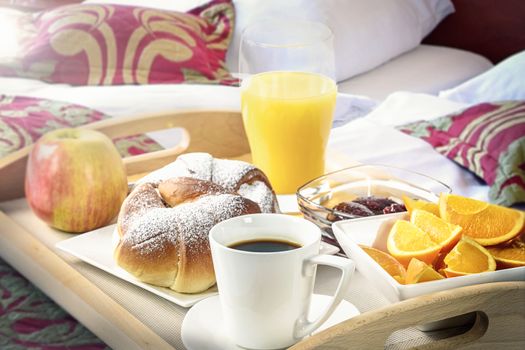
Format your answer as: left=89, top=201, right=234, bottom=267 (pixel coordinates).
left=296, top=164, right=451, bottom=243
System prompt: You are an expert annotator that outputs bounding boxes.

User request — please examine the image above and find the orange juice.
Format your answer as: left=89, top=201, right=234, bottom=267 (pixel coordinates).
left=241, top=71, right=337, bottom=194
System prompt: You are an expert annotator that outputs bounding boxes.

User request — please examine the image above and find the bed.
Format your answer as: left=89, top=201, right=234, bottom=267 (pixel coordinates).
left=0, top=0, right=524, bottom=348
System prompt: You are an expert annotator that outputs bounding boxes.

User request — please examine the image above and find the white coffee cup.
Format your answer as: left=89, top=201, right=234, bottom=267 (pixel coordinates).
left=209, top=214, right=354, bottom=349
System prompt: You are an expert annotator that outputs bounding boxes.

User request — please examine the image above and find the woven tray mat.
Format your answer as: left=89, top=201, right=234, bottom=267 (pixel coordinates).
left=1, top=198, right=471, bottom=349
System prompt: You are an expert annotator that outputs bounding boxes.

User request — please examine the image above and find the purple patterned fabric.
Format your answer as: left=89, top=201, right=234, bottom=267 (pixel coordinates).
left=0, top=94, right=163, bottom=158
left=0, top=258, right=109, bottom=349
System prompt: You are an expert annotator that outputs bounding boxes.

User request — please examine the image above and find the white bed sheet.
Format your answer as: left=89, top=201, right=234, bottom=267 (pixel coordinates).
left=337, top=45, right=493, bottom=101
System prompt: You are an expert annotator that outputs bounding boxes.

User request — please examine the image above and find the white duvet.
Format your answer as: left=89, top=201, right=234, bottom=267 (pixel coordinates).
left=329, top=92, right=489, bottom=201
left=0, top=77, right=488, bottom=201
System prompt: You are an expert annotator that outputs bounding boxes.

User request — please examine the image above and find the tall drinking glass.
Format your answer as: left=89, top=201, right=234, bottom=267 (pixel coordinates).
left=240, top=19, right=337, bottom=194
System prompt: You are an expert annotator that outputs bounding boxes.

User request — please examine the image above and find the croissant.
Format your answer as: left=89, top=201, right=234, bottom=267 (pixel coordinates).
left=114, top=153, right=279, bottom=293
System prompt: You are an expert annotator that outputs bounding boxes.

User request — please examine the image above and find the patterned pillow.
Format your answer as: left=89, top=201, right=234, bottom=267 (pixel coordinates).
left=0, top=0, right=235, bottom=85
left=399, top=101, right=525, bottom=206
left=0, top=94, right=162, bottom=158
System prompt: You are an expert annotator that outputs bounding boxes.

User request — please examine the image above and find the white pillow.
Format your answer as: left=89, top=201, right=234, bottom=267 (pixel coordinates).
left=365, top=91, right=467, bottom=127
left=439, top=50, right=525, bottom=104
left=83, top=0, right=454, bottom=82
left=229, top=0, right=454, bottom=82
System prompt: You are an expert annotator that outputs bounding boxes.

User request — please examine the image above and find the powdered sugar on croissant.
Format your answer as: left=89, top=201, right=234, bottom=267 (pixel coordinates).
left=115, top=154, right=279, bottom=294
left=136, top=153, right=279, bottom=213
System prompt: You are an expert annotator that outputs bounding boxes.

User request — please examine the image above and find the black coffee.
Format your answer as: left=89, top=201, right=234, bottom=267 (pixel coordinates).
left=229, top=239, right=301, bottom=253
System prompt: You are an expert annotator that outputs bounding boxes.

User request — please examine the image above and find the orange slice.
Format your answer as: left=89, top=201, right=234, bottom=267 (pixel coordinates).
left=386, top=220, right=441, bottom=267
left=443, top=236, right=496, bottom=277
left=360, top=245, right=407, bottom=284
left=402, top=195, right=440, bottom=216
left=487, top=238, right=525, bottom=269
left=405, top=258, right=445, bottom=284
left=439, top=193, right=524, bottom=246
left=410, top=209, right=462, bottom=252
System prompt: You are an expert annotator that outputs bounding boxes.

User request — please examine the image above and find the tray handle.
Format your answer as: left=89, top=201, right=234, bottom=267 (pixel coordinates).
left=0, top=109, right=250, bottom=201
left=291, top=281, right=525, bottom=349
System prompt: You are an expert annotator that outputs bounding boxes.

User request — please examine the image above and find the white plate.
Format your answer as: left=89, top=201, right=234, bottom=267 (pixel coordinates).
left=56, top=223, right=339, bottom=307
left=56, top=224, right=218, bottom=307
left=332, top=213, right=525, bottom=304
left=276, top=194, right=300, bottom=214
left=181, top=294, right=360, bottom=350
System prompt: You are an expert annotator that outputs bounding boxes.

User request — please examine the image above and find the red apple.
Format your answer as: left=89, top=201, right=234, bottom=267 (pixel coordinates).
left=25, top=128, right=128, bottom=233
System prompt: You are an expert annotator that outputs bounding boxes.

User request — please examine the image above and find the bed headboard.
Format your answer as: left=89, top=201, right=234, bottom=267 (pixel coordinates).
left=423, top=0, right=525, bottom=63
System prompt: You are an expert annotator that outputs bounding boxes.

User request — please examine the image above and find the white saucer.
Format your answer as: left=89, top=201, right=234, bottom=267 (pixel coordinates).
left=181, top=294, right=360, bottom=350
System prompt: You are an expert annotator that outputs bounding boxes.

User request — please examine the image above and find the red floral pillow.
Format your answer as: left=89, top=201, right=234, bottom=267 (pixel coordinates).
left=399, top=101, right=525, bottom=206
left=0, top=0, right=235, bottom=85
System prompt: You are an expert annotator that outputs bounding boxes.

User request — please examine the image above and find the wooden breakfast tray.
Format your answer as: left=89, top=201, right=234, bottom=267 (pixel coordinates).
left=0, top=110, right=524, bottom=350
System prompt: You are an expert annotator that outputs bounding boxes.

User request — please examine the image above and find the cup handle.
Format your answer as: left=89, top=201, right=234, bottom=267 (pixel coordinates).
left=294, top=254, right=355, bottom=339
